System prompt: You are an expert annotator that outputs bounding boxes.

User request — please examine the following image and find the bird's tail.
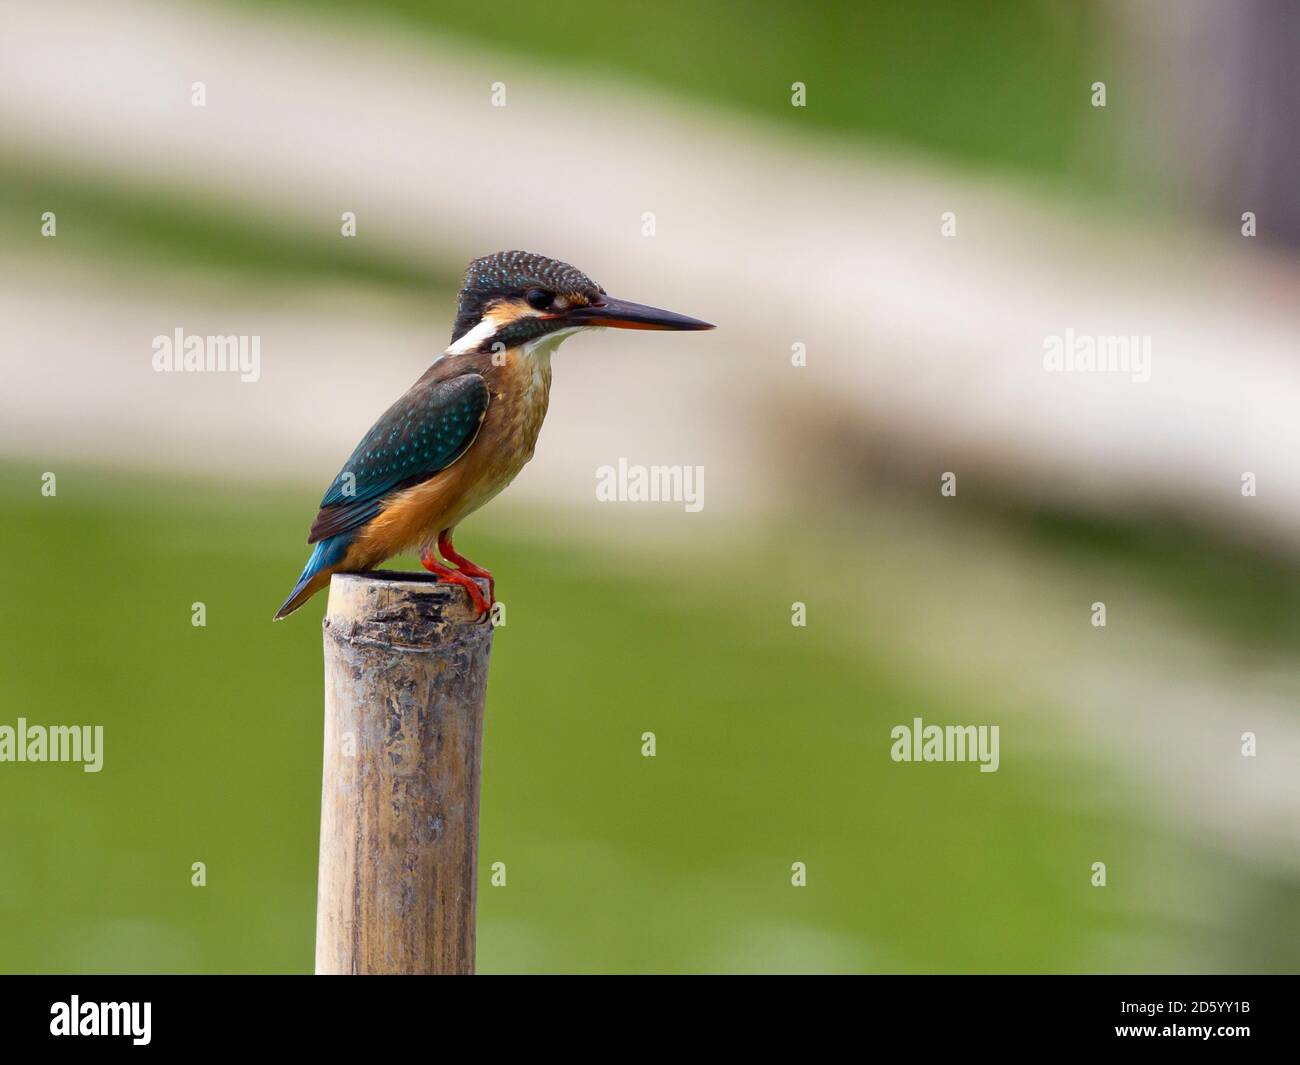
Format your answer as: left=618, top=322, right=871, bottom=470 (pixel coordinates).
left=274, top=536, right=351, bottom=621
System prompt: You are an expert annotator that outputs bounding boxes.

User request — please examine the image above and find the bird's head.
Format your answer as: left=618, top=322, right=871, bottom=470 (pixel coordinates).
left=447, top=250, right=713, bottom=355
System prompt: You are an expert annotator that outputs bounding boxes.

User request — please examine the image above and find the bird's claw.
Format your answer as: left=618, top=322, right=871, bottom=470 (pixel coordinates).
left=464, top=578, right=493, bottom=620
left=432, top=531, right=495, bottom=620
left=419, top=548, right=493, bottom=620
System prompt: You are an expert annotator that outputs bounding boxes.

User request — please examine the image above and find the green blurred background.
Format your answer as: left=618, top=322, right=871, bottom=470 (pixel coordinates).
left=1, top=0, right=1297, bottom=973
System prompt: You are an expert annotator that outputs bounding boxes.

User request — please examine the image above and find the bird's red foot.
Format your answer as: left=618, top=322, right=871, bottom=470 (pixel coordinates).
left=437, top=529, right=495, bottom=603
left=420, top=546, right=491, bottom=617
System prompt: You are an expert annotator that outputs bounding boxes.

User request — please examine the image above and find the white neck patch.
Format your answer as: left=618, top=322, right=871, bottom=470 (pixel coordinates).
left=444, top=315, right=501, bottom=357
left=442, top=313, right=583, bottom=364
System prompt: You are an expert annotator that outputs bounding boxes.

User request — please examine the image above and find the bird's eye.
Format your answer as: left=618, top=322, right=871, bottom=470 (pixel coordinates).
left=525, top=289, right=553, bottom=310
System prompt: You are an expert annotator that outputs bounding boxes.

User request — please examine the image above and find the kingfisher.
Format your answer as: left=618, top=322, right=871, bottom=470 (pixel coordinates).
left=274, top=250, right=714, bottom=620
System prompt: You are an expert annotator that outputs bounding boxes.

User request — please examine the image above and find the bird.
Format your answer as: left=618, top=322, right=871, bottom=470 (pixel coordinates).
left=274, top=250, right=714, bottom=620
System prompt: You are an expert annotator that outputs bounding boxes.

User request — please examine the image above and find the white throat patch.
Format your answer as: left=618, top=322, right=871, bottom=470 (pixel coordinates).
left=523, top=326, right=580, bottom=364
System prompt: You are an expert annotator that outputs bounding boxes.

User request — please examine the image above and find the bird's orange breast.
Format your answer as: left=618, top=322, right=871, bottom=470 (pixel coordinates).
left=347, top=347, right=554, bottom=566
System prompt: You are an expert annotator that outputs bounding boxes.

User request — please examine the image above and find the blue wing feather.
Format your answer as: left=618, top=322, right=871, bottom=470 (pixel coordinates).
left=307, top=372, right=489, bottom=544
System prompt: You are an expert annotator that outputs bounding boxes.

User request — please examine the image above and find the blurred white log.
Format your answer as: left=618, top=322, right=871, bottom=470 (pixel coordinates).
left=1, top=0, right=1298, bottom=549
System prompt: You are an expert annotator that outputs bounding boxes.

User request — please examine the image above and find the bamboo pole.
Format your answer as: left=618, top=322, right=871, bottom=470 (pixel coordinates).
left=314, top=571, right=493, bottom=974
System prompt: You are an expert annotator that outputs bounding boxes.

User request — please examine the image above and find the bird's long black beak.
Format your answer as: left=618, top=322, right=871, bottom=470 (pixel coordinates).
left=565, top=295, right=714, bottom=331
